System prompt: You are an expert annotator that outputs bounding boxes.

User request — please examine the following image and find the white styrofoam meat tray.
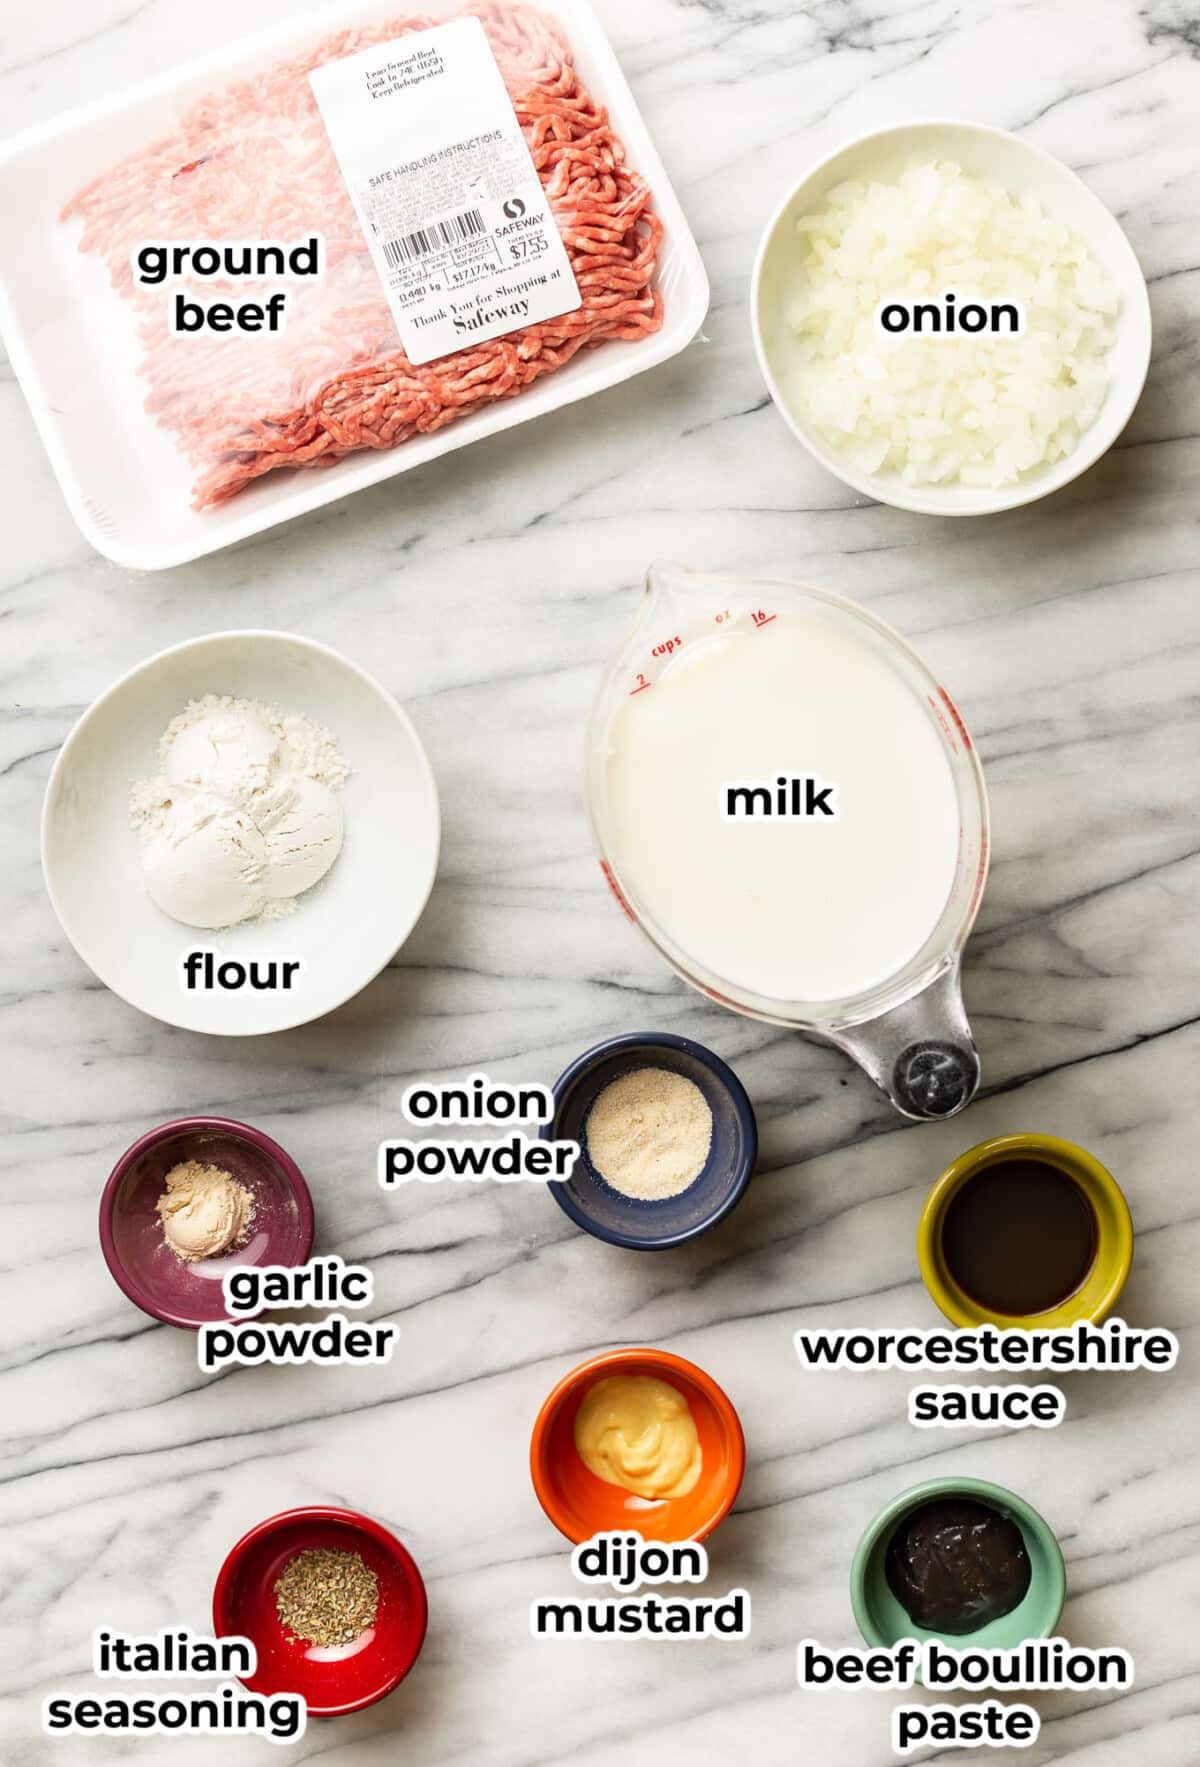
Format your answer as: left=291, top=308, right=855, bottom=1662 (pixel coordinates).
left=0, top=0, right=708, bottom=570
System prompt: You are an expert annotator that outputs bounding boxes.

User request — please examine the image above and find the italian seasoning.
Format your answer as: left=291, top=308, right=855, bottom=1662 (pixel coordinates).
left=273, top=1548, right=379, bottom=1647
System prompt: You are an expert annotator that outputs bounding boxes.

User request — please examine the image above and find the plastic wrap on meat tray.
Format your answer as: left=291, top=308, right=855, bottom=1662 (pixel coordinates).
left=60, top=0, right=663, bottom=510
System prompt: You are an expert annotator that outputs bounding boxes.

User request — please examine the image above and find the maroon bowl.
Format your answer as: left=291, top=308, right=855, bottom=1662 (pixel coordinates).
left=99, top=1116, right=314, bottom=1329
left=213, top=1507, right=428, bottom=1718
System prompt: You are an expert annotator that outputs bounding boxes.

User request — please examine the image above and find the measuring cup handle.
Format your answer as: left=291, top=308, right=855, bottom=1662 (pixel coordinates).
left=831, top=962, right=980, bottom=1121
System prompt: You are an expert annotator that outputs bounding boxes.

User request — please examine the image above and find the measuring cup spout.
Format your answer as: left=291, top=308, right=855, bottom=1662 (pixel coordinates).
left=829, top=962, right=981, bottom=1121
left=641, top=559, right=704, bottom=626
left=644, top=559, right=692, bottom=599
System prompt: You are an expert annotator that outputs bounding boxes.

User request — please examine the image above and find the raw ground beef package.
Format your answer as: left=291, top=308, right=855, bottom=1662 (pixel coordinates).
left=0, top=0, right=706, bottom=566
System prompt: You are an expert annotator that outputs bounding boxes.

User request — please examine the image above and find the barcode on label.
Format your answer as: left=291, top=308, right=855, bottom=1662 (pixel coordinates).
left=382, top=208, right=487, bottom=265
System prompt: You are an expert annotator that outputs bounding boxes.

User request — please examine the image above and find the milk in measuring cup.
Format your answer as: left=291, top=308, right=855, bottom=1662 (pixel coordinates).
left=604, top=614, right=960, bottom=1004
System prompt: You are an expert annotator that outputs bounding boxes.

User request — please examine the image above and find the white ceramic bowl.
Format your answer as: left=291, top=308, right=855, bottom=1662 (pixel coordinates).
left=751, top=119, right=1152, bottom=516
left=42, top=631, right=439, bottom=1035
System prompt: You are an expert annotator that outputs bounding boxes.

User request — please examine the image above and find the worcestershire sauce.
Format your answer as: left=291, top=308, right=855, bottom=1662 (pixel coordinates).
left=941, top=1159, right=1097, bottom=1315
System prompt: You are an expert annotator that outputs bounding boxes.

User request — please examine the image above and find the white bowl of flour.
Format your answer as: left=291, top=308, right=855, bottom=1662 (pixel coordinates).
left=42, top=631, right=439, bottom=1035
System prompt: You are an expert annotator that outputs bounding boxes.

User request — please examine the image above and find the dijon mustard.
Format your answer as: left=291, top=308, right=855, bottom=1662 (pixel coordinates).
left=574, top=1375, right=702, bottom=1499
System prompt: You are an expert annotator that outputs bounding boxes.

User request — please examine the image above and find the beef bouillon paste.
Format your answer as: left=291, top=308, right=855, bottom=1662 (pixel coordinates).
left=886, top=1497, right=1032, bottom=1634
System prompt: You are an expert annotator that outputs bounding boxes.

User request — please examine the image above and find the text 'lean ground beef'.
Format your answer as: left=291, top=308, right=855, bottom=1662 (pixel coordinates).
left=61, top=1, right=663, bottom=509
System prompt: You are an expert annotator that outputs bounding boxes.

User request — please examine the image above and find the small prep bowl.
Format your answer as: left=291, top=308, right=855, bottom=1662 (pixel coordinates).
left=530, top=1347, right=745, bottom=1544
left=41, top=629, right=440, bottom=1035
left=752, top=119, right=1152, bottom=516
left=99, top=1116, right=314, bottom=1329
left=918, top=1132, right=1133, bottom=1328
left=852, top=1476, right=1066, bottom=1653
left=543, top=1032, right=757, bottom=1249
left=213, top=1506, right=428, bottom=1719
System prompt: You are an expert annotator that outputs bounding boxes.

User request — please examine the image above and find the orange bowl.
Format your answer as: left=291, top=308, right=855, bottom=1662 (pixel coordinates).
left=530, top=1348, right=745, bottom=1544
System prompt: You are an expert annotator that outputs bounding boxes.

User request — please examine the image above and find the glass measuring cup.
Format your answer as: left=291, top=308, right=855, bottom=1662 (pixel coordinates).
left=585, top=564, right=990, bottom=1121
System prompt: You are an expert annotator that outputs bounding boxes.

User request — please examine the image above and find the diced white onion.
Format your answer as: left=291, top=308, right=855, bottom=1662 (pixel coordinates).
left=785, top=160, right=1119, bottom=489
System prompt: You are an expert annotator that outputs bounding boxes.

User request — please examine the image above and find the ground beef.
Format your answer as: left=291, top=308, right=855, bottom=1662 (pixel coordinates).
left=61, top=0, right=663, bottom=508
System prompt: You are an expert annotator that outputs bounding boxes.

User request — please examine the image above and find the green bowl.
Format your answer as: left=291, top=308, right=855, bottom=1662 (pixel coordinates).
left=851, top=1476, right=1066, bottom=1652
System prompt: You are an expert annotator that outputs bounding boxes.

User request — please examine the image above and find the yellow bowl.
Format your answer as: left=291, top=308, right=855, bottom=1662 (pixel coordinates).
left=917, top=1133, right=1134, bottom=1328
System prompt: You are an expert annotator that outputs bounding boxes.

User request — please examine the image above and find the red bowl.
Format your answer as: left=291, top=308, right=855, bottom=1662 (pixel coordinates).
left=530, top=1348, right=745, bottom=1544
left=213, top=1507, right=428, bottom=1718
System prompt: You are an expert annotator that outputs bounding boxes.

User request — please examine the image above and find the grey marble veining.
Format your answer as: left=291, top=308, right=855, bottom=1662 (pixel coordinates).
left=2, top=0, right=1199, bottom=1761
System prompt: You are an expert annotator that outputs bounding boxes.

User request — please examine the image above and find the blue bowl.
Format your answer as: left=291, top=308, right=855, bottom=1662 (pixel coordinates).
left=544, top=1033, right=758, bottom=1249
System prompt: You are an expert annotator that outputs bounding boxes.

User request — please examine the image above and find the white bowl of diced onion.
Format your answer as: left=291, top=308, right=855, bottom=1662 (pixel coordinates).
left=751, top=120, right=1152, bottom=516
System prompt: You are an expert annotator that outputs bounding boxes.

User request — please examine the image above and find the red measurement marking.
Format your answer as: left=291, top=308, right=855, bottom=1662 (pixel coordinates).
left=702, top=984, right=739, bottom=1008
left=938, top=686, right=973, bottom=751
left=927, top=692, right=958, bottom=754
left=629, top=673, right=651, bottom=695
left=967, top=830, right=990, bottom=916
left=600, top=861, right=637, bottom=923
left=750, top=610, right=776, bottom=628
left=714, top=609, right=732, bottom=624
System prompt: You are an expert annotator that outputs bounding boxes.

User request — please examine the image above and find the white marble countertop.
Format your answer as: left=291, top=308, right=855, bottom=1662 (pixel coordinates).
left=2, top=0, right=1199, bottom=1761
